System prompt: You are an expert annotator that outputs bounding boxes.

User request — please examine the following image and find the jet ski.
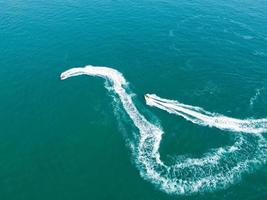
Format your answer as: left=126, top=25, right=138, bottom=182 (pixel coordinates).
left=144, top=94, right=151, bottom=101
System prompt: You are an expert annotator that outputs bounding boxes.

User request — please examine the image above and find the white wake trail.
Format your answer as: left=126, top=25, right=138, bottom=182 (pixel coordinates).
left=145, top=94, right=267, bottom=134
left=61, top=65, right=267, bottom=195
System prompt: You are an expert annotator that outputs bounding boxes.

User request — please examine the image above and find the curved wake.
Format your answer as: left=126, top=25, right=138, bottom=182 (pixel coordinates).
left=61, top=65, right=267, bottom=195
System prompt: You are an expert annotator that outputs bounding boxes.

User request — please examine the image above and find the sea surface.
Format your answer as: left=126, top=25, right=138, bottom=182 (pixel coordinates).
left=1, top=0, right=267, bottom=199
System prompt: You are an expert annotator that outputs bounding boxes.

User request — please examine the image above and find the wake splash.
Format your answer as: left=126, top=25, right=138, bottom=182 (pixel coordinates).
left=145, top=94, right=267, bottom=134
left=61, top=65, right=267, bottom=195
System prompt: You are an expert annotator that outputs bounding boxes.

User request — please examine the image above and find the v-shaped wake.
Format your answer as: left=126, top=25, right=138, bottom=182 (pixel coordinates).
left=145, top=94, right=267, bottom=134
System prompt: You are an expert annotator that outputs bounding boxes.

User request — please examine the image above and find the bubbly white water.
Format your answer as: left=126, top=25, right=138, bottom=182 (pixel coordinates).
left=145, top=94, right=267, bottom=134
left=61, top=65, right=267, bottom=195
left=249, top=88, right=264, bottom=108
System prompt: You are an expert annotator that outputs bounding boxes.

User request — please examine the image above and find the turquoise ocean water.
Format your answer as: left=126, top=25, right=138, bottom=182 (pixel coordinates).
left=1, top=0, right=267, bottom=199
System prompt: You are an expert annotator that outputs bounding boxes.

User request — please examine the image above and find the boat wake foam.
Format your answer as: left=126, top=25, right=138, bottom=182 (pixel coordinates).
left=61, top=65, right=267, bottom=195
left=145, top=94, right=267, bottom=134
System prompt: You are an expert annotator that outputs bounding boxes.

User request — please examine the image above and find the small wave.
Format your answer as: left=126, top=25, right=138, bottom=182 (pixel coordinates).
left=250, top=88, right=264, bottom=107
left=253, top=50, right=267, bottom=57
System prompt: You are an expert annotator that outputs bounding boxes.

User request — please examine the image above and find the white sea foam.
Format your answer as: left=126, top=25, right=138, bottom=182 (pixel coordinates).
left=145, top=94, right=267, bottom=134
left=250, top=88, right=264, bottom=107
left=61, top=65, right=267, bottom=195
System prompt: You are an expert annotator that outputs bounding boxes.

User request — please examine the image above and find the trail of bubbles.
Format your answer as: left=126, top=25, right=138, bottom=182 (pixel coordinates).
left=145, top=94, right=267, bottom=134
left=250, top=87, right=264, bottom=108
left=61, top=65, right=267, bottom=195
